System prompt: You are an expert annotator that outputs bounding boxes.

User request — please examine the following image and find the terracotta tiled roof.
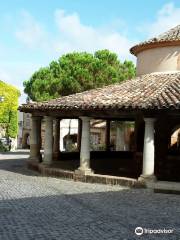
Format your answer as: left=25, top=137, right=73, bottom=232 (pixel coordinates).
left=130, top=25, right=180, bottom=55
left=19, top=72, right=180, bottom=113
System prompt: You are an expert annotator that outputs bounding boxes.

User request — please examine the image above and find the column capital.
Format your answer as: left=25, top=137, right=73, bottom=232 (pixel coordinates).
left=53, top=117, right=62, bottom=121
left=79, top=116, right=91, bottom=122
left=115, top=121, right=124, bottom=128
left=144, top=118, right=156, bottom=123
left=31, top=116, right=42, bottom=120
left=44, top=116, right=53, bottom=121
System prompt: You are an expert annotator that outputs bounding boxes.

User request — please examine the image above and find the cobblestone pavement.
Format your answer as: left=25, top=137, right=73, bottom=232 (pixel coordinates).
left=0, top=150, right=179, bottom=240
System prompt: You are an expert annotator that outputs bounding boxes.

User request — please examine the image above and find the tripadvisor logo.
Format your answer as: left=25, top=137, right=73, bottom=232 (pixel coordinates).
left=135, top=227, right=174, bottom=236
left=135, top=227, right=143, bottom=236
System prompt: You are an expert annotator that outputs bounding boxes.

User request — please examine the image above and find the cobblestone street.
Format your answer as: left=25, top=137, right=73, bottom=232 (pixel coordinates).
left=0, top=150, right=179, bottom=240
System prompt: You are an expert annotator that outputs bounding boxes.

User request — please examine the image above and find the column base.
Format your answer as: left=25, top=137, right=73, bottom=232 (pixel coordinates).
left=41, top=161, right=52, bottom=167
left=138, top=174, right=157, bottom=183
left=29, top=154, right=42, bottom=163
left=75, top=167, right=94, bottom=175
left=53, top=151, right=60, bottom=161
left=43, top=153, right=52, bottom=165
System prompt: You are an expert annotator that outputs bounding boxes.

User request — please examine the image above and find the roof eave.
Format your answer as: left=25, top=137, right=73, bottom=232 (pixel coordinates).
left=130, top=40, right=180, bottom=56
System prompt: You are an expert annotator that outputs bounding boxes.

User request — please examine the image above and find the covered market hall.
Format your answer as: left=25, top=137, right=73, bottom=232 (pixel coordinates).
left=19, top=25, right=180, bottom=186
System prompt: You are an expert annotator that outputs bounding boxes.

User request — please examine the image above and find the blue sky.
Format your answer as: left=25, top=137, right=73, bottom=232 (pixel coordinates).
left=1, top=0, right=180, bottom=103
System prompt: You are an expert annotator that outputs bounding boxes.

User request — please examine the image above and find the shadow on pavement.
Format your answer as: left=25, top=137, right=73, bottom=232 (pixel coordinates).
left=0, top=150, right=38, bottom=176
left=0, top=190, right=179, bottom=240
left=0, top=150, right=30, bottom=155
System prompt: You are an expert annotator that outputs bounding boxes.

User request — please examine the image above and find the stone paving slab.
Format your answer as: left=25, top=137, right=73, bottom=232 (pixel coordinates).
left=0, top=150, right=179, bottom=239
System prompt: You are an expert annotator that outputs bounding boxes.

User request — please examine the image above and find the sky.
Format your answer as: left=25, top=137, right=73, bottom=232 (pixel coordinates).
left=1, top=0, right=180, bottom=103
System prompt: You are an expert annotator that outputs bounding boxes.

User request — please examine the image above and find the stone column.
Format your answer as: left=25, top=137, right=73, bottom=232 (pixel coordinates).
left=77, top=118, right=82, bottom=151
left=30, top=116, right=41, bottom=162
left=116, top=122, right=125, bottom=151
left=76, top=116, right=93, bottom=175
left=53, top=118, right=60, bottom=160
left=105, top=120, right=111, bottom=151
left=43, top=116, right=53, bottom=165
left=139, top=118, right=156, bottom=182
left=134, top=115, right=145, bottom=152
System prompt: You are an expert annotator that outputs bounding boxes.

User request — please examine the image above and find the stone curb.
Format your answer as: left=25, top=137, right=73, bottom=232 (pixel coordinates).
left=27, top=160, right=145, bottom=188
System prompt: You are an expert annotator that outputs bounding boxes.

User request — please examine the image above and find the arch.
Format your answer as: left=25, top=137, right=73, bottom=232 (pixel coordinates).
left=170, top=124, right=180, bottom=136
left=22, top=132, right=30, bottom=149
left=169, top=127, right=180, bottom=151
left=63, top=133, right=78, bottom=152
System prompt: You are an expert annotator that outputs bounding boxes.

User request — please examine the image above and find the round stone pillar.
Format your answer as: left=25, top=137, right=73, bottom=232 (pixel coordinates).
left=76, top=116, right=93, bottom=175
left=30, top=116, right=41, bottom=162
left=53, top=118, right=60, bottom=160
left=116, top=122, right=125, bottom=151
left=77, top=119, right=82, bottom=152
left=44, top=116, right=53, bottom=165
left=105, top=120, right=111, bottom=151
left=139, top=118, right=156, bottom=182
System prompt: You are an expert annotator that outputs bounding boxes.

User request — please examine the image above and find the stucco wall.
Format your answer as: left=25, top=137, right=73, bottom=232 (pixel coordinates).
left=136, top=45, right=180, bottom=76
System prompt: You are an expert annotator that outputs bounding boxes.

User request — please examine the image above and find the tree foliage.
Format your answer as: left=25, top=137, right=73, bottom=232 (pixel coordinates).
left=0, top=81, right=20, bottom=138
left=24, top=50, right=136, bottom=101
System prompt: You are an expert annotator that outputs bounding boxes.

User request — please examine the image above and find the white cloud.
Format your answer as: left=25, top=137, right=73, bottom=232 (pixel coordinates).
left=15, top=9, right=135, bottom=61
left=12, top=9, right=137, bottom=103
left=6, top=3, right=180, bottom=106
left=140, top=2, right=180, bottom=37
left=11, top=4, right=180, bottom=104
left=15, top=10, right=47, bottom=48
left=53, top=9, right=135, bottom=60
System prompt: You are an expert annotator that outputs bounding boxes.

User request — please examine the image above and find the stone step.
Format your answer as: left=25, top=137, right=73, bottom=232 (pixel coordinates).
left=152, top=181, right=180, bottom=195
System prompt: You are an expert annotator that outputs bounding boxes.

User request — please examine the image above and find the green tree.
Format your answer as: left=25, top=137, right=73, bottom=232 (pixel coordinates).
left=24, top=49, right=136, bottom=101
left=0, top=81, right=20, bottom=138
